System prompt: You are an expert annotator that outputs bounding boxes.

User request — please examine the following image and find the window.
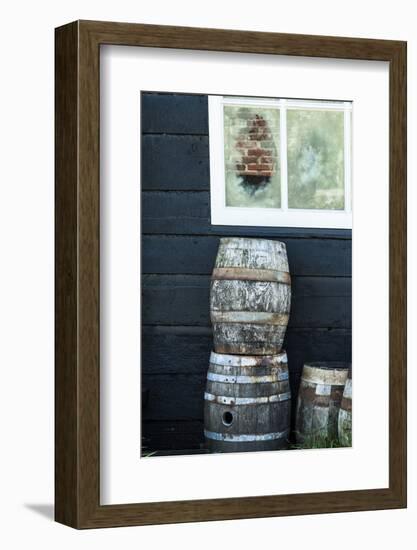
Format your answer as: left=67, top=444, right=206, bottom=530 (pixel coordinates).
left=209, top=95, right=352, bottom=229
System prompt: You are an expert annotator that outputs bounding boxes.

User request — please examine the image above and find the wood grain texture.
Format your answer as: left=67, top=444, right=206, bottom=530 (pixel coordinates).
left=55, top=21, right=78, bottom=528
left=388, top=40, right=407, bottom=508
left=55, top=19, right=406, bottom=528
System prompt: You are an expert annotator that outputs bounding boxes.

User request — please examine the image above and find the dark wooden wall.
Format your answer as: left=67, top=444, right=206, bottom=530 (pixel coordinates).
left=141, top=92, right=352, bottom=453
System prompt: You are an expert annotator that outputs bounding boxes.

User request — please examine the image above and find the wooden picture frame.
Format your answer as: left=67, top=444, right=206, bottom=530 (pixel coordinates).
left=55, top=20, right=407, bottom=528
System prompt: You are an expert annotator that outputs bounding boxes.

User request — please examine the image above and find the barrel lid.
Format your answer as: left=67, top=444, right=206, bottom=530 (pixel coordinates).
left=302, top=363, right=349, bottom=385
left=304, top=361, right=351, bottom=371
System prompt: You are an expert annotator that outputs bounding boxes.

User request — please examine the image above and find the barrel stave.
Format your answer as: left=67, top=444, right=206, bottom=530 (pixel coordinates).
left=210, top=279, right=291, bottom=314
left=206, top=379, right=290, bottom=400
left=204, top=401, right=291, bottom=434
left=212, top=323, right=288, bottom=355
left=338, top=377, right=352, bottom=446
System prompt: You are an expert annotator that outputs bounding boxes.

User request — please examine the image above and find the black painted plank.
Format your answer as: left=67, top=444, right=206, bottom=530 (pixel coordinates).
left=290, top=295, right=351, bottom=328
left=142, top=191, right=352, bottom=241
left=141, top=93, right=208, bottom=135
left=142, top=374, right=206, bottom=421
left=141, top=136, right=210, bottom=191
left=142, top=420, right=204, bottom=452
left=142, top=235, right=351, bottom=277
left=141, top=192, right=352, bottom=239
left=142, top=274, right=351, bottom=328
left=142, top=192, right=210, bottom=230
left=142, top=325, right=351, bottom=375
left=292, top=276, right=351, bottom=296
left=142, top=274, right=210, bottom=326
left=142, top=326, right=212, bottom=374
left=142, top=235, right=217, bottom=274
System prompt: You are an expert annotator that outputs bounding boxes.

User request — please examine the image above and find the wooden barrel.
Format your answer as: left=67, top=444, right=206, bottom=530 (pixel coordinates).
left=295, top=362, right=350, bottom=444
left=210, top=237, right=291, bottom=355
left=204, top=351, right=291, bottom=453
left=338, top=373, right=352, bottom=447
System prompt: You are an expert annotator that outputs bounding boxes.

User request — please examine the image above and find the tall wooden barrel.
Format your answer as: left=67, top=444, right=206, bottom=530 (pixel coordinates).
left=204, top=351, right=291, bottom=453
left=210, top=237, right=291, bottom=355
left=338, top=373, right=352, bottom=447
left=295, top=362, right=350, bottom=444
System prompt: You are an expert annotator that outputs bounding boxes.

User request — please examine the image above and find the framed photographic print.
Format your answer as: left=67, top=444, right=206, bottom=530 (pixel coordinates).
left=55, top=20, right=406, bottom=528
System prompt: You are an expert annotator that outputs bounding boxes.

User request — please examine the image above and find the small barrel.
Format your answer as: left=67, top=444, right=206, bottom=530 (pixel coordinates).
left=295, top=362, right=350, bottom=444
left=204, top=351, right=291, bottom=453
left=338, top=373, right=352, bottom=447
left=210, top=237, right=291, bottom=355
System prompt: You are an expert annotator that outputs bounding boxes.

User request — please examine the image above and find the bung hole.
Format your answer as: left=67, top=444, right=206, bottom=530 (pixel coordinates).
left=222, top=411, right=234, bottom=426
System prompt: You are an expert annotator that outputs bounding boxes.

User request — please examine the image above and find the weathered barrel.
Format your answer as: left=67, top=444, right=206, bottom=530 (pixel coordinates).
left=295, top=362, right=350, bottom=445
left=338, top=373, right=352, bottom=447
left=204, top=351, right=291, bottom=453
left=210, top=237, right=291, bottom=355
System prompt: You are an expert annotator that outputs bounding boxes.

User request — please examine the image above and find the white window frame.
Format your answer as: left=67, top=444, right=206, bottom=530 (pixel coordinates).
left=208, top=95, right=352, bottom=229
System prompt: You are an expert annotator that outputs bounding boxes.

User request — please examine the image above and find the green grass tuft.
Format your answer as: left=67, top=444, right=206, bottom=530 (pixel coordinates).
left=290, top=432, right=347, bottom=450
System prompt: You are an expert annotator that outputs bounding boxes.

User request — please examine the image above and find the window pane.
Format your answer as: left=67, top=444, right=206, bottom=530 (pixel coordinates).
left=224, top=105, right=280, bottom=208
left=287, top=109, right=345, bottom=210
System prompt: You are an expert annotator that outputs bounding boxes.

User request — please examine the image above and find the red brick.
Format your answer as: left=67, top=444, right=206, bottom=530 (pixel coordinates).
left=247, top=163, right=273, bottom=171
left=240, top=170, right=273, bottom=177
left=247, top=148, right=264, bottom=157
left=239, top=170, right=258, bottom=176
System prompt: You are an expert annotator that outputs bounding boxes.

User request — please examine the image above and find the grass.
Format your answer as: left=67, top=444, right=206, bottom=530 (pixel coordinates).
left=141, top=443, right=158, bottom=458
left=142, top=450, right=158, bottom=457
left=290, top=432, right=346, bottom=450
